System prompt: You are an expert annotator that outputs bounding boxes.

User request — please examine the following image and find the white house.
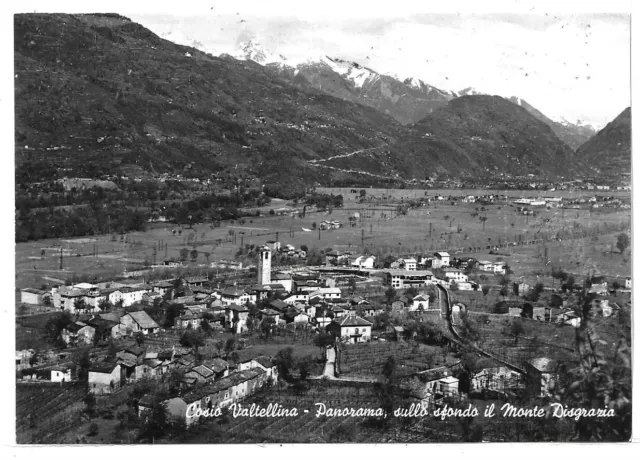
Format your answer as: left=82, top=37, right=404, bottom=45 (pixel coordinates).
left=351, top=255, right=376, bottom=269
left=410, top=294, right=430, bottom=312
left=283, top=293, right=309, bottom=304
left=220, top=287, right=255, bottom=306
left=492, top=262, right=506, bottom=275
left=119, top=286, right=149, bottom=307
left=88, top=362, right=123, bottom=394
left=50, top=366, right=72, bottom=383
left=308, top=287, right=342, bottom=301
left=477, top=261, right=494, bottom=272
left=120, top=311, right=160, bottom=335
left=625, top=277, right=631, bottom=289
left=385, top=270, right=434, bottom=289
left=471, top=367, right=524, bottom=393
left=401, top=258, right=417, bottom=271
left=20, top=288, right=47, bottom=305
left=432, top=252, right=450, bottom=268
left=443, top=268, right=468, bottom=283
left=326, top=313, right=372, bottom=344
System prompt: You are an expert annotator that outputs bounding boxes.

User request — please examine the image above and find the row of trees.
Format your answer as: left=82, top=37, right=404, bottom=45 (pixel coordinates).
left=16, top=203, right=147, bottom=242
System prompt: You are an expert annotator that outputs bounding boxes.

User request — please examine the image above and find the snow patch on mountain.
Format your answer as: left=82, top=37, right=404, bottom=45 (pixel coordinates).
left=235, top=39, right=289, bottom=66
left=322, top=57, right=380, bottom=88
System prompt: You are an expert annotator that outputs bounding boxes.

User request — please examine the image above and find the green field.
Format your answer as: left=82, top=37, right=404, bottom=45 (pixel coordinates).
left=15, top=188, right=630, bottom=293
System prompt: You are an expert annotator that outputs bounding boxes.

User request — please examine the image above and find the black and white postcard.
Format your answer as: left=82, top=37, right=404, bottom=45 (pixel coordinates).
left=9, top=0, right=634, bottom=447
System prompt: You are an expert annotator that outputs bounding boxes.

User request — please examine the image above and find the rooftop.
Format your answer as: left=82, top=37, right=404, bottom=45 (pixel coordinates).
left=181, top=368, right=266, bottom=403
left=528, top=357, right=560, bottom=373
left=336, top=315, right=372, bottom=327
left=384, top=269, right=434, bottom=277
left=126, top=311, right=160, bottom=329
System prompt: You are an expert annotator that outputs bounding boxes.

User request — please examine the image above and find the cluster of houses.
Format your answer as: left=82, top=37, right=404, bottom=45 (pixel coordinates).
left=263, top=241, right=307, bottom=259
left=20, top=246, right=391, bottom=350
left=493, top=278, right=629, bottom=327
left=401, top=354, right=562, bottom=410
left=319, top=220, right=342, bottom=230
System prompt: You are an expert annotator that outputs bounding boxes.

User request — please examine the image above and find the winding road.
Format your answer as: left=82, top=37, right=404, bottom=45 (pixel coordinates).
left=435, top=284, right=528, bottom=376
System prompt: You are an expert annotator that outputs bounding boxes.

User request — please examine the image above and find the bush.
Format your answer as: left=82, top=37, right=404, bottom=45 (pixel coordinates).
left=88, top=422, right=99, bottom=436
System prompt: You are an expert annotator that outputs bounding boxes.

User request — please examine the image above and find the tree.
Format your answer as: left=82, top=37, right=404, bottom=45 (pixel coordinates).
left=562, top=276, right=576, bottom=292
left=179, top=248, right=189, bottom=261
left=98, top=298, right=113, bottom=312
left=297, top=354, right=315, bottom=380
left=140, top=397, right=170, bottom=441
left=553, top=295, right=631, bottom=441
left=45, top=311, right=73, bottom=343
left=274, top=347, right=295, bottom=381
left=314, top=332, right=335, bottom=349
left=450, top=281, right=459, bottom=291
left=359, top=189, right=366, bottom=199
left=616, top=233, right=630, bottom=255
left=551, top=267, right=569, bottom=282
left=404, top=286, right=419, bottom=298
left=526, top=282, right=544, bottom=302
left=134, top=332, right=145, bottom=346
left=457, top=311, right=480, bottom=342
left=260, top=316, right=276, bottom=338
left=481, top=285, right=490, bottom=297
left=83, top=392, right=96, bottom=416
left=74, top=298, right=89, bottom=314
left=179, top=329, right=206, bottom=361
left=224, top=337, right=236, bottom=354
left=88, top=422, right=99, bottom=436
left=245, top=316, right=255, bottom=333
left=163, top=303, right=185, bottom=328
left=167, top=368, right=185, bottom=396
left=348, top=277, right=357, bottom=295
left=509, top=319, right=525, bottom=345
left=384, top=286, right=397, bottom=305
left=190, top=249, right=199, bottom=261
left=382, top=356, right=396, bottom=383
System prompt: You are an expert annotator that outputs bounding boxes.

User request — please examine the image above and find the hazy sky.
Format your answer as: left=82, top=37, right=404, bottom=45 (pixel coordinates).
left=21, top=0, right=632, bottom=128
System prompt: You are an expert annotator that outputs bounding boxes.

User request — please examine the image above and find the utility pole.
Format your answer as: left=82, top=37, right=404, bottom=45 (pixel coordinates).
left=276, top=231, right=279, bottom=243
left=318, top=228, right=321, bottom=240
left=429, top=222, right=432, bottom=238
left=59, top=247, right=63, bottom=270
left=361, top=229, right=365, bottom=248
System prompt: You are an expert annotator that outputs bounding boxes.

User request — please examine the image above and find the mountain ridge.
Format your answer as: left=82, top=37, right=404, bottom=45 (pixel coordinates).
left=575, top=107, right=631, bottom=177
left=232, top=40, right=598, bottom=146
left=15, top=14, right=591, bottom=192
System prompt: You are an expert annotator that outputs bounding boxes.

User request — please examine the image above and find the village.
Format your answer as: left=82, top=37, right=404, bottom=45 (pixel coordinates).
left=15, top=218, right=632, bottom=443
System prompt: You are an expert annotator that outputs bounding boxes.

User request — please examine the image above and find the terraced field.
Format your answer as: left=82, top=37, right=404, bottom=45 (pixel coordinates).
left=16, top=382, right=88, bottom=443
left=339, top=342, right=458, bottom=378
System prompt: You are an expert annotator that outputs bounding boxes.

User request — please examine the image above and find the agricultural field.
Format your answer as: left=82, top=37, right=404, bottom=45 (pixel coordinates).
left=179, top=381, right=421, bottom=443
left=339, top=342, right=459, bottom=378
left=15, top=187, right=630, bottom=303
left=464, top=312, right=578, bottom=367
left=16, top=382, right=88, bottom=443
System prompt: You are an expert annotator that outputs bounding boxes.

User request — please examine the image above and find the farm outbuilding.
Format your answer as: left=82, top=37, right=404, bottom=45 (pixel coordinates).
left=20, top=288, right=47, bottom=305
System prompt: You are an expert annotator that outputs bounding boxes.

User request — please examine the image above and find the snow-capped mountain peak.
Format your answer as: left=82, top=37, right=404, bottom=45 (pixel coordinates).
left=322, top=57, right=380, bottom=88
left=458, top=87, right=486, bottom=96
left=235, top=39, right=288, bottom=66
left=404, top=77, right=426, bottom=90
